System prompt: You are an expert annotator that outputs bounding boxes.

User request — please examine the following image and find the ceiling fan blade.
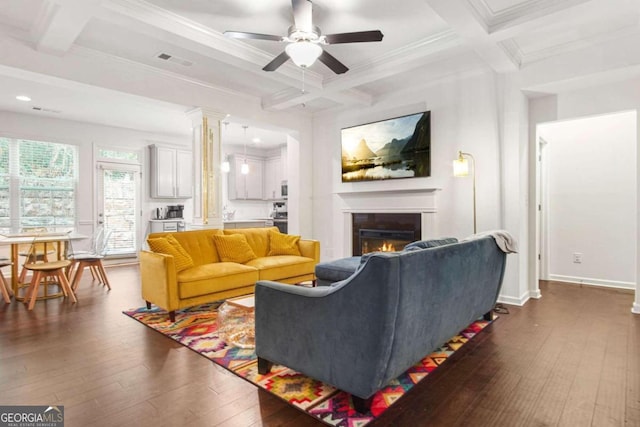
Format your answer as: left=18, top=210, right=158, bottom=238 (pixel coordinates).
left=224, top=31, right=283, bottom=42
left=324, top=30, right=384, bottom=44
left=292, top=0, right=313, bottom=33
left=317, top=50, right=348, bottom=74
left=262, top=51, right=290, bottom=72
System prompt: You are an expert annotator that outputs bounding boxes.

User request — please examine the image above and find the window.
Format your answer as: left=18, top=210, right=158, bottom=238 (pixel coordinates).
left=98, top=148, right=139, bottom=162
left=0, top=139, right=9, bottom=233
left=0, top=137, right=78, bottom=234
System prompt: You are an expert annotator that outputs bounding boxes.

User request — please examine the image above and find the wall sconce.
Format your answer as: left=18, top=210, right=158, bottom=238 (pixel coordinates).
left=453, top=151, right=476, bottom=234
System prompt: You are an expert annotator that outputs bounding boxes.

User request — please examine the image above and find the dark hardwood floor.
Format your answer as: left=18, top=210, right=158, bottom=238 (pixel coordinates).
left=0, top=266, right=638, bottom=426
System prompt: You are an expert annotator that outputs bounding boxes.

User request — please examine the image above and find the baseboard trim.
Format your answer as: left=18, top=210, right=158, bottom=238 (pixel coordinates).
left=529, top=289, right=542, bottom=299
left=549, top=274, right=635, bottom=290
left=632, top=303, right=640, bottom=315
left=497, top=292, right=530, bottom=306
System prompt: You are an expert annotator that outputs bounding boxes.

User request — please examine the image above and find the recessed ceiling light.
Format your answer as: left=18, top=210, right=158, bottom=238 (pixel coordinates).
left=252, top=137, right=261, bottom=143
left=16, top=95, right=31, bottom=102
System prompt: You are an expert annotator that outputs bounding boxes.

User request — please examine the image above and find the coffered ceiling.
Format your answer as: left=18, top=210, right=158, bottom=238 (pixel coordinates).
left=0, top=0, right=638, bottom=137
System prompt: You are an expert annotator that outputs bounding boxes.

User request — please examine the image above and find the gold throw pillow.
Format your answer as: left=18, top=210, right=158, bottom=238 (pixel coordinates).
left=212, top=234, right=258, bottom=264
left=147, top=234, right=194, bottom=272
left=268, top=230, right=301, bottom=256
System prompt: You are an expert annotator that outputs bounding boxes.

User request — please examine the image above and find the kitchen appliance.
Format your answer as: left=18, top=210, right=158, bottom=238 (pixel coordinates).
left=272, top=201, right=287, bottom=233
left=166, top=205, right=184, bottom=219
left=154, top=207, right=166, bottom=219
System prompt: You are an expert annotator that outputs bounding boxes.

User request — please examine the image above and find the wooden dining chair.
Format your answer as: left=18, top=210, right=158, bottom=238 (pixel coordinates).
left=17, top=227, right=56, bottom=284
left=22, top=239, right=76, bottom=310
left=0, top=258, right=12, bottom=303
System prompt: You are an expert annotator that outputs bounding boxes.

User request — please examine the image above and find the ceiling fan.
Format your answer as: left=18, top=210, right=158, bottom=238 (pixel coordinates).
left=223, top=0, right=383, bottom=74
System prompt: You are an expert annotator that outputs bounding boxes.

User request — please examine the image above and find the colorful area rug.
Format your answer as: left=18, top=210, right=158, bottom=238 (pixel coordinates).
left=123, top=302, right=493, bottom=426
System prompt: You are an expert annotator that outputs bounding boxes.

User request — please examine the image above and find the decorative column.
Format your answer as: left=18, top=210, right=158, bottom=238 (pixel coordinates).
left=187, top=108, right=227, bottom=229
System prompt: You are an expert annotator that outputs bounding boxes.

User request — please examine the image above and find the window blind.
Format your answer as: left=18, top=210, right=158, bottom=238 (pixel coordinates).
left=0, top=137, right=78, bottom=233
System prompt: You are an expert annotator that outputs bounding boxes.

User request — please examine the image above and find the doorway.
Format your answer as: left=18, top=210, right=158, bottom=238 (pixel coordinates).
left=535, top=110, right=637, bottom=294
left=96, top=162, right=141, bottom=256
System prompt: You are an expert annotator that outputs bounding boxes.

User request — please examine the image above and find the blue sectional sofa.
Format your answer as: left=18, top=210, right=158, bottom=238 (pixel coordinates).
left=254, top=236, right=509, bottom=412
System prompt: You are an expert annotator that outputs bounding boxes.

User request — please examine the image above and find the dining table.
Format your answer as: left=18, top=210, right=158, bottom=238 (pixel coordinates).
left=0, top=231, right=88, bottom=297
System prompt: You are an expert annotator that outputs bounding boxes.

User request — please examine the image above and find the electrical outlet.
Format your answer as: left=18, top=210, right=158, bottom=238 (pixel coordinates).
left=573, top=252, right=582, bottom=264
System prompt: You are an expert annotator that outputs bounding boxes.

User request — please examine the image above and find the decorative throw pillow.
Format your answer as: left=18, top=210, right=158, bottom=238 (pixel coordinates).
left=212, top=234, right=257, bottom=264
left=147, top=234, right=194, bottom=272
left=268, top=230, right=301, bottom=256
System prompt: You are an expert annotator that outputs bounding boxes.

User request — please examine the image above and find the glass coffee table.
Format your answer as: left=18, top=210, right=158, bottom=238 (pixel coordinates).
left=218, top=295, right=255, bottom=348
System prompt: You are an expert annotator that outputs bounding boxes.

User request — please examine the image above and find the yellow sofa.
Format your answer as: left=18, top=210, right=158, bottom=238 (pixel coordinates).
left=140, top=227, right=320, bottom=321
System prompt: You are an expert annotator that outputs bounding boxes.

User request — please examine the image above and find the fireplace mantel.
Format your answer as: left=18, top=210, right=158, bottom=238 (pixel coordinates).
left=335, top=188, right=441, bottom=196
left=336, top=186, right=440, bottom=257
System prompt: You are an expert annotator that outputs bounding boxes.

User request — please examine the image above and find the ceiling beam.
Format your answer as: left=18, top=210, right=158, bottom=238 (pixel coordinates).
left=101, top=0, right=325, bottom=89
left=424, top=0, right=519, bottom=72
left=31, top=0, right=104, bottom=56
left=263, top=31, right=462, bottom=110
left=99, top=0, right=421, bottom=110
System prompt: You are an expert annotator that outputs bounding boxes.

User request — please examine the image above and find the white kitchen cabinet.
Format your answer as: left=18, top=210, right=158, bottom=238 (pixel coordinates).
left=175, top=150, right=193, bottom=198
left=263, top=156, right=282, bottom=200
left=149, top=145, right=193, bottom=198
left=228, top=155, right=264, bottom=200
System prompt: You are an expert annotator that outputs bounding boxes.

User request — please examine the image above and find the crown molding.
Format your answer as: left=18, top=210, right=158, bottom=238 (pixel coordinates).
left=340, top=30, right=460, bottom=78
left=466, top=0, right=591, bottom=34
left=517, top=22, right=640, bottom=66
left=499, top=39, right=523, bottom=69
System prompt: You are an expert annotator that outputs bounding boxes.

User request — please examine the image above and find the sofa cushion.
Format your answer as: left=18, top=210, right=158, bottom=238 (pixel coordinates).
left=212, top=234, right=257, bottom=264
left=315, top=256, right=362, bottom=285
left=177, top=262, right=259, bottom=299
left=246, top=256, right=316, bottom=281
left=147, top=234, right=194, bottom=272
left=268, top=230, right=301, bottom=256
left=224, top=227, right=279, bottom=258
left=152, top=229, right=223, bottom=266
left=403, top=237, right=458, bottom=251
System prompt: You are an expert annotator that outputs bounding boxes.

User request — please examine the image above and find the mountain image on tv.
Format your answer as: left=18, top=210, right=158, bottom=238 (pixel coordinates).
left=341, top=111, right=430, bottom=182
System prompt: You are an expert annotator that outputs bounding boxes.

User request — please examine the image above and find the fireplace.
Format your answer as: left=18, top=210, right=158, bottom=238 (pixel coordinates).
left=352, top=213, right=421, bottom=256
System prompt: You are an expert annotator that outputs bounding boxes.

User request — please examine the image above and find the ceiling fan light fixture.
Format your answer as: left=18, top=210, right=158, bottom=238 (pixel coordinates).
left=285, top=41, right=322, bottom=68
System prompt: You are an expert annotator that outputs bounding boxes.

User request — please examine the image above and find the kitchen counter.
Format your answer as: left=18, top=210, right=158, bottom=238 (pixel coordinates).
left=223, top=219, right=272, bottom=229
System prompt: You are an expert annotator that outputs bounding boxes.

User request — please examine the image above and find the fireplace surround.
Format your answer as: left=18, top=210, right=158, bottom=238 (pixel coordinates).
left=338, top=187, right=440, bottom=258
left=352, top=213, right=421, bottom=256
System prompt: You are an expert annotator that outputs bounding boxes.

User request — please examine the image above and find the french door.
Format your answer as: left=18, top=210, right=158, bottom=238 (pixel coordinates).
left=96, top=162, right=141, bottom=256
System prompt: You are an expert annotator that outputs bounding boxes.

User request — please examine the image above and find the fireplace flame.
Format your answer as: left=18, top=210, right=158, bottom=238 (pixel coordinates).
left=378, top=242, right=396, bottom=252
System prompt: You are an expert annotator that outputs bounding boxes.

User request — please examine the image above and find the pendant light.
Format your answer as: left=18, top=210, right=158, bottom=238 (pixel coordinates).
left=241, top=125, right=249, bottom=175
left=221, top=121, right=230, bottom=173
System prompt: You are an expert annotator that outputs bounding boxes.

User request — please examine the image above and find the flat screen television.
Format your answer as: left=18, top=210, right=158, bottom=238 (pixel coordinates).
left=341, top=111, right=430, bottom=182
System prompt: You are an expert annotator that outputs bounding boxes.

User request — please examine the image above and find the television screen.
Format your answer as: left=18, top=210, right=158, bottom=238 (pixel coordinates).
left=341, top=111, right=430, bottom=182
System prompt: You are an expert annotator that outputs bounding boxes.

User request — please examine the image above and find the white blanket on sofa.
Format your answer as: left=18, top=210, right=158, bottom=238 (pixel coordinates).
left=463, top=230, right=518, bottom=254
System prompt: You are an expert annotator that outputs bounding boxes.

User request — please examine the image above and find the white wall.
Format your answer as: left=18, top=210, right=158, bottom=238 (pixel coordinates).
left=312, top=69, right=504, bottom=262
left=540, top=111, right=637, bottom=289
left=0, top=110, right=190, bottom=250
left=528, top=77, right=640, bottom=313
